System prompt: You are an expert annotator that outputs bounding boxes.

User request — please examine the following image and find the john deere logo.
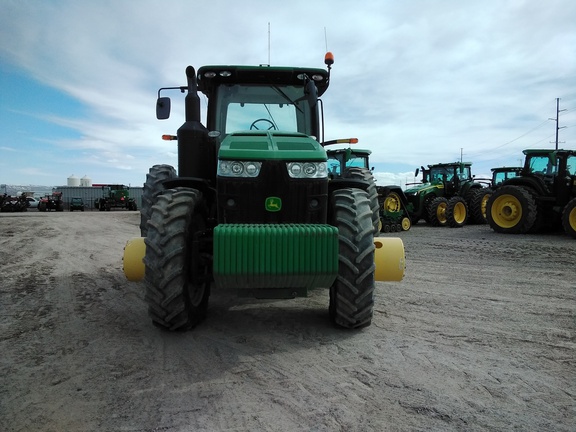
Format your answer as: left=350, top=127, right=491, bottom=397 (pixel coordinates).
left=265, top=197, right=282, bottom=212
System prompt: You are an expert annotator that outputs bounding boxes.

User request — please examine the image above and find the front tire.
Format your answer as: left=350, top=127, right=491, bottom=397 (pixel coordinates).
left=562, top=198, right=576, bottom=238
left=329, top=188, right=376, bottom=329
left=144, top=188, right=210, bottom=331
left=140, top=164, right=177, bottom=236
left=427, top=197, right=448, bottom=226
left=446, top=196, right=468, bottom=228
left=486, top=185, right=537, bottom=234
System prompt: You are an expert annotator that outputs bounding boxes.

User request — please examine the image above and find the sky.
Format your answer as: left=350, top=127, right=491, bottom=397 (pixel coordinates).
left=1, top=0, right=575, bottom=189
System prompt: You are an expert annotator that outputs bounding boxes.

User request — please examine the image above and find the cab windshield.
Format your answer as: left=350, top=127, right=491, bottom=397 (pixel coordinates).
left=214, top=84, right=313, bottom=136
left=528, top=154, right=558, bottom=175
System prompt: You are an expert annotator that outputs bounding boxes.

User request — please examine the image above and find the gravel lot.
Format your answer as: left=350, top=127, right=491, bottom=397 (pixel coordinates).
left=1, top=211, right=574, bottom=431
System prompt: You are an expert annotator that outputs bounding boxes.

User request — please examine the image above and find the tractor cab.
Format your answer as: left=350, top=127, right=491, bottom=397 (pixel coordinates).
left=491, top=167, right=522, bottom=188
left=325, top=147, right=371, bottom=178
left=520, top=149, right=576, bottom=200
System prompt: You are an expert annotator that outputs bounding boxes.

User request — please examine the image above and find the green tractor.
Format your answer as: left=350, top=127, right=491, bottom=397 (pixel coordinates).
left=95, top=185, right=138, bottom=211
left=123, top=53, right=406, bottom=331
left=325, top=146, right=411, bottom=233
left=325, top=146, right=383, bottom=234
left=486, top=149, right=576, bottom=237
left=395, top=161, right=491, bottom=227
left=491, top=166, right=522, bottom=189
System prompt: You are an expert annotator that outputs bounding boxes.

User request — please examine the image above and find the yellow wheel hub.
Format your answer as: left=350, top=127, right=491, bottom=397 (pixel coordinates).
left=437, top=202, right=447, bottom=223
left=480, top=194, right=490, bottom=219
left=569, top=207, right=576, bottom=230
left=453, top=202, right=467, bottom=223
left=384, top=193, right=402, bottom=212
left=492, top=194, right=522, bottom=228
left=401, top=216, right=411, bottom=231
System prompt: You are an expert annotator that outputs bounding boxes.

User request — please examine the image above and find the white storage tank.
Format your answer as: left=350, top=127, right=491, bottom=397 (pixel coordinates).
left=81, top=175, right=92, bottom=187
left=67, top=174, right=80, bottom=187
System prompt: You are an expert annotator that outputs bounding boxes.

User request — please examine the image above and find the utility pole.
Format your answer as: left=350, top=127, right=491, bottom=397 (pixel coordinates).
left=549, top=98, right=567, bottom=150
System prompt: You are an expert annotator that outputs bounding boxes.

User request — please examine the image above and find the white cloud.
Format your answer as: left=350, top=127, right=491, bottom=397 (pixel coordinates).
left=0, top=0, right=575, bottom=185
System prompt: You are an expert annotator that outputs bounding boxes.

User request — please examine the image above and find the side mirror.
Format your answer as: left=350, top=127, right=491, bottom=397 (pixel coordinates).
left=305, top=80, right=318, bottom=108
left=156, top=97, right=171, bottom=120
left=414, top=168, right=420, bottom=177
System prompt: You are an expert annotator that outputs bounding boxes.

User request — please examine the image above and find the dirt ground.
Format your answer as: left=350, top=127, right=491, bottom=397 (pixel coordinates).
left=1, top=210, right=574, bottom=431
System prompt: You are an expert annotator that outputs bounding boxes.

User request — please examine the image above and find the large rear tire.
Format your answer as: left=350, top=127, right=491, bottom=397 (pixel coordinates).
left=329, top=188, right=376, bottom=329
left=140, top=164, right=177, bottom=237
left=144, top=188, right=210, bottom=331
left=446, top=196, right=468, bottom=228
left=427, top=197, right=448, bottom=226
left=486, top=185, right=537, bottom=234
left=562, top=198, right=576, bottom=238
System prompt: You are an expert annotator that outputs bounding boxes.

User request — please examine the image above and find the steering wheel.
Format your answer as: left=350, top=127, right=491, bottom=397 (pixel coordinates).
left=250, top=118, right=277, bottom=130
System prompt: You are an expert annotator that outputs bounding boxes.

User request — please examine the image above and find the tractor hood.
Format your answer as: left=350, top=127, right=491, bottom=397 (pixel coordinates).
left=404, top=182, right=443, bottom=196
left=218, top=131, right=327, bottom=161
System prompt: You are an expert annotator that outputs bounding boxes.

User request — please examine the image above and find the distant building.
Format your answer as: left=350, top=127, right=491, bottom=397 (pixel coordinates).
left=53, top=184, right=143, bottom=210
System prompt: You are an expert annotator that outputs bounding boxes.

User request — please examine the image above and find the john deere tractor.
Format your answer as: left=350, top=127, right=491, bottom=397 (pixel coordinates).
left=491, top=166, right=522, bottom=189
left=391, top=161, right=490, bottom=227
left=325, top=146, right=380, bottom=234
left=95, top=185, right=137, bottom=211
left=123, top=53, right=405, bottom=331
left=325, top=147, right=411, bottom=233
left=486, top=149, right=576, bottom=237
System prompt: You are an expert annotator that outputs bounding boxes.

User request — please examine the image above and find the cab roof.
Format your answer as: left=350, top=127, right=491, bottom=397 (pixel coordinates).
left=196, top=65, right=330, bottom=97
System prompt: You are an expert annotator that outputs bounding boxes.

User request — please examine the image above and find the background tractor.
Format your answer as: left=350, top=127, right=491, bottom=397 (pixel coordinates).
left=0, top=193, right=29, bottom=212
left=486, top=149, right=576, bottom=238
left=325, top=146, right=381, bottom=234
left=95, top=185, right=137, bottom=211
left=38, top=192, right=64, bottom=212
left=491, top=166, right=522, bottom=189
left=395, top=162, right=490, bottom=227
left=123, top=53, right=405, bottom=331
left=325, top=146, right=411, bottom=233
left=376, top=185, right=413, bottom=232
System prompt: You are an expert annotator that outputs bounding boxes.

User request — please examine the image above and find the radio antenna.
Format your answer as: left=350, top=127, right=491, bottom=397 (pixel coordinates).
left=324, top=27, right=328, bottom=52
left=268, top=22, right=271, bottom=65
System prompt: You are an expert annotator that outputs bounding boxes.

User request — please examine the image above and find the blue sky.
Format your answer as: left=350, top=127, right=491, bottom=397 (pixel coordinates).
left=1, top=0, right=575, bottom=188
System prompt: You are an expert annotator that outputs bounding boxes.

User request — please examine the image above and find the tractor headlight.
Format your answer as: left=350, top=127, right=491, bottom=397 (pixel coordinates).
left=218, top=160, right=262, bottom=177
left=286, top=162, right=328, bottom=178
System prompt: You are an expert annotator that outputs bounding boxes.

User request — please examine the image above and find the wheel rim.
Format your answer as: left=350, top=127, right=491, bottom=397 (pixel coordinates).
left=437, top=202, right=447, bottom=223
left=480, top=193, right=490, bottom=219
left=453, top=202, right=467, bottom=224
left=384, top=193, right=401, bottom=212
left=491, top=194, right=522, bottom=228
left=401, top=217, right=411, bottom=231
left=569, top=206, right=576, bottom=231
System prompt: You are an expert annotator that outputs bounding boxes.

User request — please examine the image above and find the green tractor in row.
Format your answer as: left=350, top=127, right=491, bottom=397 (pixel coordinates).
left=486, top=149, right=576, bottom=238
left=380, top=162, right=491, bottom=228
left=490, top=166, right=522, bottom=189
left=123, top=53, right=406, bottom=331
left=325, top=146, right=409, bottom=233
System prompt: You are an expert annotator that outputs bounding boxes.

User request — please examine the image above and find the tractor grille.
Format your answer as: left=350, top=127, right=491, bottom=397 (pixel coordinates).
left=217, top=161, right=328, bottom=224
left=213, top=224, right=338, bottom=294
